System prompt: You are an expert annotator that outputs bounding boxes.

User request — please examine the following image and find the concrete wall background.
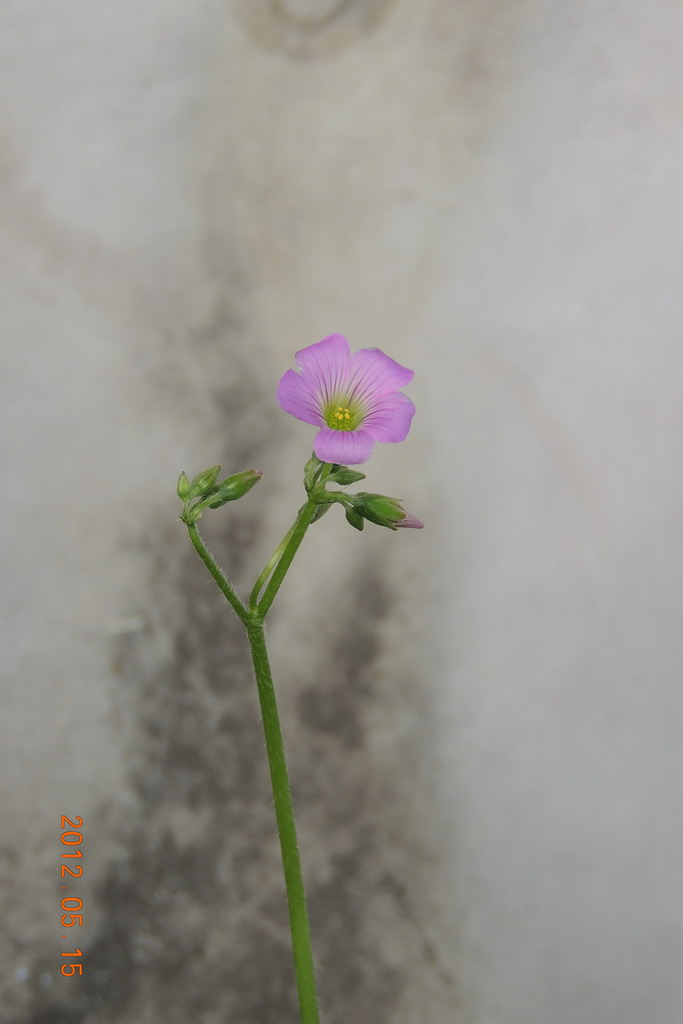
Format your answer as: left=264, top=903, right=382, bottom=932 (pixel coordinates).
left=2, top=2, right=682, bottom=1022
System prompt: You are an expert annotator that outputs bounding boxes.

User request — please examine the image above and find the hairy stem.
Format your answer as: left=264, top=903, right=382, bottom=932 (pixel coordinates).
left=185, top=521, right=249, bottom=624
left=250, top=519, right=298, bottom=611
left=256, top=499, right=318, bottom=618
left=256, top=463, right=333, bottom=618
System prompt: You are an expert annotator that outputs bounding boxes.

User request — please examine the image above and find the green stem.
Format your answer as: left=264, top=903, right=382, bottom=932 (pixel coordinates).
left=249, top=519, right=298, bottom=611
left=245, top=618, right=320, bottom=1024
left=185, top=521, right=249, bottom=624
left=256, top=463, right=334, bottom=619
left=183, top=467, right=334, bottom=1022
left=256, top=499, right=318, bottom=618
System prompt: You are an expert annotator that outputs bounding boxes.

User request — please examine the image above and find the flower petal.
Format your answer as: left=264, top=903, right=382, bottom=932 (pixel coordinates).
left=294, top=334, right=353, bottom=407
left=276, top=369, right=325, bottom=426
left=346, top=347, right=414, bottom=407
left=313, top=427, right=376, bottom=465
left=361, top=392, right=416, bottom=443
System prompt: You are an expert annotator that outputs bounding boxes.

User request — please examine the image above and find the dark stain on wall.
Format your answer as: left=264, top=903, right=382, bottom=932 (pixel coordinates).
left=297, top=574, right=388, bottom=749
left=15, top=399, right=437, bottom=1022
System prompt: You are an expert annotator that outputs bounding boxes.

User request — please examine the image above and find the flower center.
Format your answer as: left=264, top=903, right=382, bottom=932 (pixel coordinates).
left=325, top=402, right=361, bottom=432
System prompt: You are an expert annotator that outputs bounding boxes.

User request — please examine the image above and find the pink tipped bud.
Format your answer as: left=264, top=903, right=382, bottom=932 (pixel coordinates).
left=349, top=492, right=423, bottom=531
left=395, top=512, right=424, bottom=529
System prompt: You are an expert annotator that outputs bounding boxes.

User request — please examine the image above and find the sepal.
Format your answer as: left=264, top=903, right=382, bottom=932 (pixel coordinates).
left=344, top=506, right=365, bottom=531
left=311, top=503, right=332, bottom=523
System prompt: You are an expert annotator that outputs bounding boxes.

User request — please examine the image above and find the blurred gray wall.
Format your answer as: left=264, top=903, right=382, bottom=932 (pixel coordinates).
left=2, top=2, right=682, bottom=1022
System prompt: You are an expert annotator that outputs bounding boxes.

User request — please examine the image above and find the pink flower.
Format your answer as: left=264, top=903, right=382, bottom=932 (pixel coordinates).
left=276, top=334, right=416, bottom=465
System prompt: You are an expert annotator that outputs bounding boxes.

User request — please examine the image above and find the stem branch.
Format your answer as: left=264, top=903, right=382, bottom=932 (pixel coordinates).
left=256, top=463, right=333, bottom=619
left=250, top=519, right=298, bottom=611
left=185, top=521, right=249, bottom=624
left=256, top=499, right=318, bottom=618
left=182, top=466, right=333, bottom=1023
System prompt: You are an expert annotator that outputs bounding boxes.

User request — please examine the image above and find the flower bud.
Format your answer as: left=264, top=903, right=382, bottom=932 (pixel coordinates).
left=394, top=512, right=424, bottom=529
left=328, top=467, right=366, bottom=486
left=303, top=453, right=325, bottom=493
left=189, top=465, right=221, bottom=499
left=177, top=471, right=191, bottom=501
left=204, top=470, right=263, bottom=508
left=350, top=492, right=423, bottom=531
